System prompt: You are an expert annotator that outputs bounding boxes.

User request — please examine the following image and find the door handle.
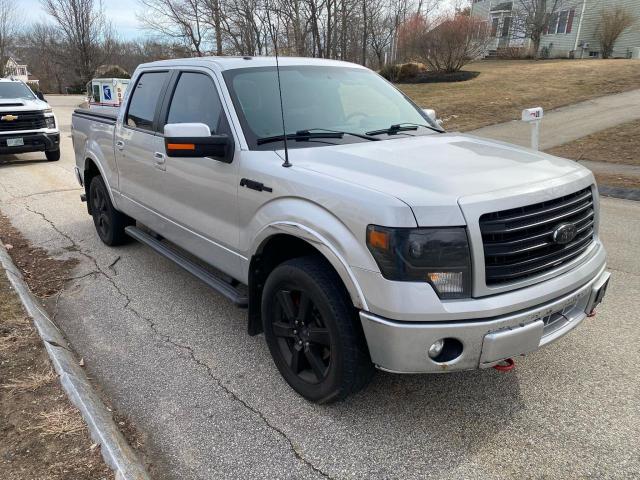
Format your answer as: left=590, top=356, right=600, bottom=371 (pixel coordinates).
left=115, top=140, right=125, bottom=150
left=153, top=152, right=166, bottom=171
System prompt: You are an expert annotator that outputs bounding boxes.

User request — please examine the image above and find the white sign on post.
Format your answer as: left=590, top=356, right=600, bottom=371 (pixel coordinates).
left=521, top=107, right=543, bottom=151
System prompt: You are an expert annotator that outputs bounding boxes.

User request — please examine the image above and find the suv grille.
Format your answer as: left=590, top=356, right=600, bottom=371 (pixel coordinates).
left=479, top=187, right=595, bottom=286
left=0, top=111, right=47, bottom=132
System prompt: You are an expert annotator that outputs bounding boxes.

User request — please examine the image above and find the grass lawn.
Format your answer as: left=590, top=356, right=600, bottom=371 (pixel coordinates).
left=399, top=59, right=640, bottom=132
left=546, top=119, right=640, bottom=189
left=0, top=272, right=113, bottom=479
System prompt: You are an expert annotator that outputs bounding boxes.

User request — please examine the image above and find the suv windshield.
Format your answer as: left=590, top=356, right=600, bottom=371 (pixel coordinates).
left=223, top=65, right=440, bottom=149
left=0, top=82, right=36, bottom=100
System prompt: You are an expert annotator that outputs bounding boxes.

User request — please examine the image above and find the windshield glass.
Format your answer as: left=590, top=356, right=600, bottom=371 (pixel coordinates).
left=223, top=65, right=438, bottom=149
left=0, top=82, right=36, bottom=100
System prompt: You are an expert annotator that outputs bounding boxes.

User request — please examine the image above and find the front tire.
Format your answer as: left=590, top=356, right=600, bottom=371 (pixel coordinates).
left=89, top=176, right=133, bottom=246
left=262, top=256, right=374, bottom=403
left=45, top=149, right=60, bottom=161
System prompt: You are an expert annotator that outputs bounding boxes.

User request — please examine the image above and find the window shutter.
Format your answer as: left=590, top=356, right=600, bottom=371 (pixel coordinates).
left=567, top=9, right=575, bottom=33
left=543, top=13, right=549, bottom=34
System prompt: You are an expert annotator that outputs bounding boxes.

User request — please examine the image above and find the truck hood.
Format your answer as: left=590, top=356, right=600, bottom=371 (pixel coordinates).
left=0, top=98, right=50, bottom=112
left=289, top=133, right=588, bottom=226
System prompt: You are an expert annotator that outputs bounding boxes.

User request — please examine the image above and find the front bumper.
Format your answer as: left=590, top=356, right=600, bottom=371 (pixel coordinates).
left=360, top=266, right=610, bottom=373
left=0, top=132, right=60, bottom=154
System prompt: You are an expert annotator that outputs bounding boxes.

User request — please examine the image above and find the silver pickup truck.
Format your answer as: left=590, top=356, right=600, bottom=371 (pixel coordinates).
left=71, top=57, right=609, bottom=403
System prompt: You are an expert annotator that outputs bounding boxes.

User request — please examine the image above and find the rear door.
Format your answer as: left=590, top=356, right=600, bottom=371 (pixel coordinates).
left=115, top=70, right=171, bottom=225
left=151, top=69, right=242, bottom=278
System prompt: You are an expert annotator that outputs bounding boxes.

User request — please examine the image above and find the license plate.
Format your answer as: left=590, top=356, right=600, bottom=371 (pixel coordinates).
left=7, top=137, right=24, bottom=147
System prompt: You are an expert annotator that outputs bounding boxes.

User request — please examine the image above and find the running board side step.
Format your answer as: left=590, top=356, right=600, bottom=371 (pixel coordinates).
left=125, top=226, right=248, bottom=307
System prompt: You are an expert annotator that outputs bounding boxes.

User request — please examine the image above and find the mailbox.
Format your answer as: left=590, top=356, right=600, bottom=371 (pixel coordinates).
left=521, top=107, right=543, bottom=122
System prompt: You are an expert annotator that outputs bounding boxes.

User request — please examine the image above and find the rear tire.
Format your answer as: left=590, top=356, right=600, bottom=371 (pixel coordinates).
left=45, top=149, right=60, bottom=161
left=262, top=256, right=374, bottom=403
left=89, top=175, right=133, bottom=246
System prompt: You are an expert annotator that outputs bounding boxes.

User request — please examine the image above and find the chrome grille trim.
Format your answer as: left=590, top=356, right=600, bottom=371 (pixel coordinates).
left=479, top=186, right=595, bottom=286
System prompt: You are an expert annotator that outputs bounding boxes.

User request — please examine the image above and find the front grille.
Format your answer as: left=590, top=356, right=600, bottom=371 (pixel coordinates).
left=479, top=186, right=595, bottom=286
left=0, top=111, right=47, bottom=132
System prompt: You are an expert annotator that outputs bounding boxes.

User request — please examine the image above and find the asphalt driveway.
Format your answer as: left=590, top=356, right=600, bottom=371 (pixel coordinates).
left=0, top=96, right=638, bottom=479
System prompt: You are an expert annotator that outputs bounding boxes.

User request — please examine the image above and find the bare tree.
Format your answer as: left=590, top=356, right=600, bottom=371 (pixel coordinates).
left=17, top=23, right=67, bottom=92
left=41, top=0, right=110, bottom=85
left=137, top=0, right=211, bottom=56
left=416, top=14, right=489, bottom=72
left=511, top=0, right=561, bottom=58
left=0, top=0, right=22, bottom=77
left=597, top=6, right=635, bottom=59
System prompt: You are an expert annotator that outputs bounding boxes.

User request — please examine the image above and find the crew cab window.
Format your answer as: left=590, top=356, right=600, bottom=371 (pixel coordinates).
left=166, top=72, right=226, bottom=134
left=126, top=71, right=168, bottom=131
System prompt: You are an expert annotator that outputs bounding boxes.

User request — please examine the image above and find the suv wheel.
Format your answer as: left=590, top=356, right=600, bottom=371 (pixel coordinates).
left=89, top=176, right=133, bottom=246
left=262, top=256, right=374, bottom=403
left=45, top=149, right=60, bottom=161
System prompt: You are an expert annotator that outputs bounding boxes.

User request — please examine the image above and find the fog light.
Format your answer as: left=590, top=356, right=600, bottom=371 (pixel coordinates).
left=428, top=339, right=445, bottom=359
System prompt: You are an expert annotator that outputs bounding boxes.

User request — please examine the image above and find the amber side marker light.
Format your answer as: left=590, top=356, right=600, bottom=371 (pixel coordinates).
left=367, top=227, right=390, bottom=251
left=167, top=143, right=195, bottom=150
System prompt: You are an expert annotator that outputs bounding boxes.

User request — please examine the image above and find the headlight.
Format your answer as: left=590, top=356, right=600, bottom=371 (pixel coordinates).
left=45, top=116, right=56, bottom=128
left=366, top=225, right=472, bottom=299
left=42, top=108, right=53, bottom=114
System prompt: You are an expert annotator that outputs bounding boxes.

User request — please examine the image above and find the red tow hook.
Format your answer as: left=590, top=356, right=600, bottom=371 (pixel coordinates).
left=492, top=358, right=515, bottom=372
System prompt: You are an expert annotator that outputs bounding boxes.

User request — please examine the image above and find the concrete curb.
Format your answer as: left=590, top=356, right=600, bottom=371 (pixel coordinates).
left=0, top=246, right=151, bottom=480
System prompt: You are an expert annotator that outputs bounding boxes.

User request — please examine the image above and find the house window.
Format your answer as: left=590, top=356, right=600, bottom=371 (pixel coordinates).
left=548, top=12, right=559, bottom=34
left=501, top=17, right=511, bottom=37
left=557, top=10, right=568, bottom=34
left=491, top=17, right=499, bottom=37
left=546, top=9, right=575, bottom=35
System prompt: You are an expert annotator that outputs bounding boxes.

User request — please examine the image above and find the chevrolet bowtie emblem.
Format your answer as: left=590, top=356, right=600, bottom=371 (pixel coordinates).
left=1, top=114, right=18, bottom=121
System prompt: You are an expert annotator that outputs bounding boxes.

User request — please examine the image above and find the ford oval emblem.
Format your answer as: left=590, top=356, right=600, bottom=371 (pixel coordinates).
left=553, top=223, right=577, bottom=245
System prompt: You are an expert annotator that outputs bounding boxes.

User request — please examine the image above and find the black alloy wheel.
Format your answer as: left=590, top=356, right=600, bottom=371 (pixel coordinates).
left=262, top=256, right=374, bottom=403
left=88, top=176, right=132, bottom=246
left=272, top=288, right=331, bottom=384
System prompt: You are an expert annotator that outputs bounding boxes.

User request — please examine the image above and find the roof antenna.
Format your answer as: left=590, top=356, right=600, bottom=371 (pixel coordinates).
left=266, top=4, right=291, bottom=167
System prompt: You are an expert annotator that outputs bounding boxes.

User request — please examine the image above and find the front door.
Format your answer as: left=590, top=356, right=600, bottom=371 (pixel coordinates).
left=152, top=69, right=241, bottom=278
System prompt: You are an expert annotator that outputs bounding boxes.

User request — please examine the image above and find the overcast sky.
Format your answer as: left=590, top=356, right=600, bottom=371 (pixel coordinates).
left=22, top=0, right=143, bottom=40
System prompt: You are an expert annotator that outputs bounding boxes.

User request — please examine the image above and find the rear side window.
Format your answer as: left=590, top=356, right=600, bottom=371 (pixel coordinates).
left=126, top=72, right=168, bottom=131
left=166, top=72, right=227, bottom=134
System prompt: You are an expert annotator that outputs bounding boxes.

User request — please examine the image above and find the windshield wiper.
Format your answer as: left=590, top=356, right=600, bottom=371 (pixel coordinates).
left=301, top=128, right=380, bottom=141
left=366, top=123, right=440, bottom=136
left=257, top=130, right=343, bottom=145
left=257, top=128, right=379, bottom=145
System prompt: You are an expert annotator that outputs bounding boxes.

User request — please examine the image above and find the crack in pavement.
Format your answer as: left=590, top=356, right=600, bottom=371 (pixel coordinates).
left=22, top=203, right=332, bottom=479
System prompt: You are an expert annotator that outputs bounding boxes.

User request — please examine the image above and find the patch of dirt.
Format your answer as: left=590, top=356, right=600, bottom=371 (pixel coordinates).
left=0, top=272, right=113, bottom=479
left=0, top=211, right=78, bottom=297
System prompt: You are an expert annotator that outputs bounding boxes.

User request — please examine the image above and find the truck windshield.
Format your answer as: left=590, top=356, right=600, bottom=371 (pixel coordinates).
left=0, top=82, right=36, bottom=100
left=223, top=65, right=440, bottom=149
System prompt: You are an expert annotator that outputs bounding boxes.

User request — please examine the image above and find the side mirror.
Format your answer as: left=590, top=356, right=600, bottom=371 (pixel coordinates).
left=164, top=123, right=234, bottom=163
left=36, top=91, right=45, bottom=101
left=422, top=108, right=443, bottom=128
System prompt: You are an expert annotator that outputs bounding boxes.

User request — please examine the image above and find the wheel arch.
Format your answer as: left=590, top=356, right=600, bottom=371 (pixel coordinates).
left=247, top=224, right=368, bottom=336
left=83, top=155, right=118, bottom=214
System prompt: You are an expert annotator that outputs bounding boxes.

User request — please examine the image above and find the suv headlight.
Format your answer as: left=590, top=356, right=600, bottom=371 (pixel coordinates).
left=366, top=225, right=472, bottom=299
left=45, top=116, right=56, bottom=128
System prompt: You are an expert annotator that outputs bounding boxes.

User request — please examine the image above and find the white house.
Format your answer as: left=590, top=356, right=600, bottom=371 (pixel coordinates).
left=5, top=56, right=39, bottom=86
left=471, top=0, right=640, bottom=58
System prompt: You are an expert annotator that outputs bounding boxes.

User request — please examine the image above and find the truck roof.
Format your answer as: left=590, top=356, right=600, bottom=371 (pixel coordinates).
left=138, top=56, right=367, bottom=72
